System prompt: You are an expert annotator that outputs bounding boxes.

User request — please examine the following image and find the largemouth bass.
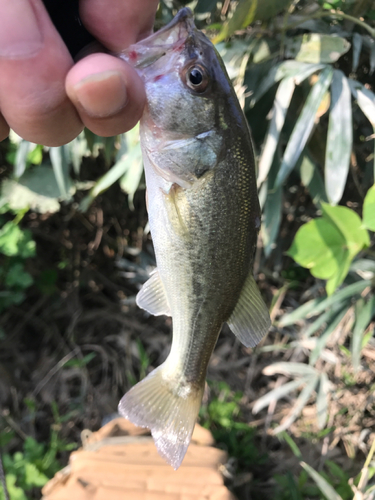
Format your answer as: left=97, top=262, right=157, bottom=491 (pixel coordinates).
left=118, top=8, right=270, bottom=469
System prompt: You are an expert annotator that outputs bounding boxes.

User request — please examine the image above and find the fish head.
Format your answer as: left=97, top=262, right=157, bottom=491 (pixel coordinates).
left=119, top=9, right=246, bottom=186
left=121, top=8, right=234, bottom=135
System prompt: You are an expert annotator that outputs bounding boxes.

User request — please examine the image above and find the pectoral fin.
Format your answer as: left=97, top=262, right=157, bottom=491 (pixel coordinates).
left=227, top=273, right=271, bottom=347
left=136, top=269, right=171, bottom=316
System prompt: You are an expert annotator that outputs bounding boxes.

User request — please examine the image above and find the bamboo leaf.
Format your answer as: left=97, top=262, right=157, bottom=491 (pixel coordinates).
left=325, top=70, right=352, bottom=205
left=212, top=0, right=258, bottom=44
left=351, top=296, right=375, bottom=372
left=261, top=154, right=283, bottom=256
left=14, top=140, right=33, bottom=179
left=250, top=61, right=326, bottom=107
left=301, top=462, right=344, bottom=500
left=273, top=376, right=319, bottom=433
left=49, top=146, right=71, bottom=200
left=252, top=379, right=304, bottom=414
left=316, top=373, right=330, bottom=429
left=263, top=362, right=317, bottom=377
left=258, top=77, right=295, bottom=185
left=280, top=279, right=372, bottom=326
left=297, top=153, right=328, bottom=205
left=285, top=34, right=350, bottom=63
left=363, top=184, right=375, bottom=231
left=279, top=297, right=324, bottom=326
left=79, top=156, right=131, bottom=212
left=275, top=67, right=334, bottom=188
left=309, top=307, right=348, bottom=365
left=349, top=79, right=375, bottom=177
left=352, top=33, right=363, bottom=72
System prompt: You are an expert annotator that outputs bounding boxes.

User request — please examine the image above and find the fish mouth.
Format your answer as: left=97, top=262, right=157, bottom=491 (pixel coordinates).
left=118, top=8, right=197, bottom=69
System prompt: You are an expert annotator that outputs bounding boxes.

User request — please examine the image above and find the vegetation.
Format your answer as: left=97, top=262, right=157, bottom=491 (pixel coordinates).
left=0, top=0, right=375, bottom=498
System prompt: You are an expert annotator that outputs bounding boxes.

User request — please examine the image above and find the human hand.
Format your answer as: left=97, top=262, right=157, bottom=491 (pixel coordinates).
left=0, top=0, right=159, bottom=146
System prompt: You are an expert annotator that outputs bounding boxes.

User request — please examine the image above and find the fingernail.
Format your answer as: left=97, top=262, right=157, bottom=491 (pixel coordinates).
left=73, top=71, right=128, bottom=118
left=0, top=0, right=43, bottom=57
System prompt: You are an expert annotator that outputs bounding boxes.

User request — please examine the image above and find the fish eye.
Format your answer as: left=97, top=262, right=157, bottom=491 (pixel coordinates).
left=184, top=64, right=209, bottom=93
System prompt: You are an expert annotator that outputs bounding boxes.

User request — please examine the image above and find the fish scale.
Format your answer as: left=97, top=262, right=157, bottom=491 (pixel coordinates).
left=117, top=7, right=271, bottom=469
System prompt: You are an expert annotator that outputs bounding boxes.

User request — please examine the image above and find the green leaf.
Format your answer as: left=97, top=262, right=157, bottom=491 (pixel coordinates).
left=351, top=296, right=375, bottom=372
left=325, top=70, right=352, bottom=205
left=300, top=462, right=344, bottom=500
left=309, top=308, right=348, bottom=365
left=79, top=154, right=130, bottom=212
left=213, top=0, right=258, bottom=44
left=280, top=280, right=371, bottom=327
left=258, top=77, right=295, bottom=185
left=285, top=34, right=350, bottom=63
left=275, top=67, right=334, bottom=188
left=321, top=203, right=370, bottom=254
left=250, top=61, right=326, bottom=107
left=352, top=33, right=363, bottom=72
left=348, top=79, right=375, bottom=177
left=0, top=222, right=36, bottom=258
left=49, top=146, right=72, bottom=201
left=24, top=462, right=49, bottom=487
left=119, top=133, right=143, bottom=210
left=253, top=379, right=304, bottom=414
left=273, top=376, right=319, bottom=433
left=287, top=217, right=348, bottom=292
left=4, top=474, right=28, bottom=500
left=297, top=153, right=328, bottom=205
left=316, top=373, right=330, bottom=429
left=14, top=140, right=34, bottom=178
left=261, top=154, right=283, bottom=256
left=363, top=185, right=375, bottom=231
left=5, top=263, right=33, bottom=289
left=288, top=204, right=370, bottom=294
left=0, top=165, right=63, bottom=214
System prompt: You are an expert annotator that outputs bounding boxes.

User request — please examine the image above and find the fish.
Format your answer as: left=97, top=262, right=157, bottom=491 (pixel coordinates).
left=117, top=8, right=271, bottom=469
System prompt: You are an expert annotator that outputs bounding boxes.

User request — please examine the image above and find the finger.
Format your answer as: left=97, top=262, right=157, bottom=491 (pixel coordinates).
left=80, top=0, right=160, bottom=51
left=0, top=113, right=10, bottom=142
left=66, top=53, right=145, bottom=137
left=0, top=0, right=83, bottom=146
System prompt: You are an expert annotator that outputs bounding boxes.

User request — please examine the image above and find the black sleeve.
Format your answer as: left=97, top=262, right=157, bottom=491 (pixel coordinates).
left=41, top=0, right=95, bottom=58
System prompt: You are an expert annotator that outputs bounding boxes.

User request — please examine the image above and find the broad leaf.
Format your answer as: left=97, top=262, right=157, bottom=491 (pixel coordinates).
left=325, top=70, right=352, bottom=205
left=0, top=166, right=63, bottom=214
left=288, top=204, right=370, bottom=294
left=285, top=34, right=350, bottom=63
left=0, top=222, right=36, bottom=258
left=363, top=184, right=375, bottom=231
left=321, top=203, right=370, bottom=253
left=275, top=67, right=333, bottom=188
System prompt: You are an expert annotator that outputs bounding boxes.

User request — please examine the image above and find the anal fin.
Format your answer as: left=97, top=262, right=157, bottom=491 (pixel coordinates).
left=136, top=269, right=171, bottom=316
left=227, top=273, right=271, bottom=348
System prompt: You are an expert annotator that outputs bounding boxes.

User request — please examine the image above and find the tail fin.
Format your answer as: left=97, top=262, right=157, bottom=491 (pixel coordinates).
left=118, top=365, right=204, bottom=469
